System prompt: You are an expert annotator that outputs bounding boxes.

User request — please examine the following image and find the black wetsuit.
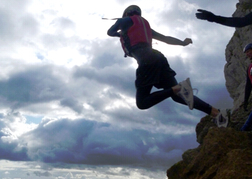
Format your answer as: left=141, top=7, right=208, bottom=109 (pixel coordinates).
left=214, top=12, right=252, bottom=27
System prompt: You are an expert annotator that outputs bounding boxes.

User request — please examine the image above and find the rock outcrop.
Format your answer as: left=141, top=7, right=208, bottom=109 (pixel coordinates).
left=167, top=1, right=252, bottom=178
left=225, top=0, right=252, bottom=110
left=167, top=107, right=252, bottom=179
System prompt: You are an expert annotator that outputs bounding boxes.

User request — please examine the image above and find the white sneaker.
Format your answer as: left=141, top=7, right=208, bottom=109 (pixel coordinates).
left=177, top=78, right=194, bottom=110
left=215, top=109, right=229, bottom=128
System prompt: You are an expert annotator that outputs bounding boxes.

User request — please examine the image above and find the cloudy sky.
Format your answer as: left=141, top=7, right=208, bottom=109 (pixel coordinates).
left=0, top=0, right=239, bottom=178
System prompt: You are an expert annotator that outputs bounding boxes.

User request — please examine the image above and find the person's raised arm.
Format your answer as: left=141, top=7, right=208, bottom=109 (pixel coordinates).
left=196, top=9, right=252, bottom=28
left=107, top=18, right=133, bottom=37
left=107, top=20, right=121, bottom=37
left=152, top=29, right=192, bottom=46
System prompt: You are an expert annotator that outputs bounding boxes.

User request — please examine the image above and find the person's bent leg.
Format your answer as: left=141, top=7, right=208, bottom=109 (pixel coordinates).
left=171, top=95, right=212, bottom=115
left=136, top=85, right=174, bottom=110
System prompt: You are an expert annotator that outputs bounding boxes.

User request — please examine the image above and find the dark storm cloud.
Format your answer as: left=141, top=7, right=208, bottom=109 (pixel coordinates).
left=0, top=65, right=64, bottom=109
left=73, top=64, right=135, bottom=95
left=73, top=39, right=136, bottom=96
left=0, top=123, right=29, bottom=161
left=19, top=117, right=196, bottom=169
left=60, top=98, right=84, bottom=114
left=0, top=64, right=87, bottom=113
left=0, top=141, right=29, bottom=161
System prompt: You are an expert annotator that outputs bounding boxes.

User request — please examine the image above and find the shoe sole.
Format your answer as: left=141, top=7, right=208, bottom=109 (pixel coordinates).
left=186, top=78, right=194, bottom=110
left=217, top=109, right=229, bottom=128
left=178, top=78, right=194, bottom=110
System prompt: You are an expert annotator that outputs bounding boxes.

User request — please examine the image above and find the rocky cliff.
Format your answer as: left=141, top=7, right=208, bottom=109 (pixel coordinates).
left=167, top=107, right=252, bottom=179
left=225, top=0, right=252, bottom=110
left=167, top=1, right=252, bottom=178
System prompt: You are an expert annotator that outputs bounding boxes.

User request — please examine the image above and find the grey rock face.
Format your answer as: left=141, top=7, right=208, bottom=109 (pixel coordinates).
left=225, top=0, right=252, bottom=110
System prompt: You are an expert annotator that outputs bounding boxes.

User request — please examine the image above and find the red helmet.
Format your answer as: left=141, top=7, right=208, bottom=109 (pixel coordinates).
left=122, top=5, right=141, bottom=18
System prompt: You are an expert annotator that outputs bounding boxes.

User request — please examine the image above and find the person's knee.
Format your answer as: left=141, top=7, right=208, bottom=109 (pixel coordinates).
left=136, top=101, right=148, bottom=110
left=171, top=95, right=187, bottom=105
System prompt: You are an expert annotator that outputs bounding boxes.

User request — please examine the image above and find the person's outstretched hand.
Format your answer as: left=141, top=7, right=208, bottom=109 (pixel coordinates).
left=183, top=38, right=192, bottom=46
left=196, top=9, right=216, bottom=22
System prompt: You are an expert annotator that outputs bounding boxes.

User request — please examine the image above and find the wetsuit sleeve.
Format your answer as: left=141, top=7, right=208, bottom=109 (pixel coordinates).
left=107, top=18, right=133, bottom=37
left=196, top=9, right=252, bottom=27
left=107, top=20, right=121, bottom=37
left=244, top=69, right=252, bottom=104
left=214, top=12, right=252, bottom=27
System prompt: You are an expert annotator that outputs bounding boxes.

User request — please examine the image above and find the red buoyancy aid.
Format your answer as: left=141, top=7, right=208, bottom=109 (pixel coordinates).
left=120, top=15, right=152, bottom=57
left=248, top=63, right=252, bottom=83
